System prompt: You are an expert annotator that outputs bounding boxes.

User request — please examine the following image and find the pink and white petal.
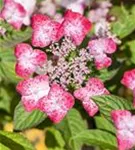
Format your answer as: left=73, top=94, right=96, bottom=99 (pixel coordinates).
left=86, top=77, right=104, bottom=88
left=111, top=110, right=131, bottom=130
left=51, top=21, right=63, bottom=42
left=117, top=130, right=135, bottom=150
left=86, top=77, right=109, bottom=96
left=21, top=95, right=38, bottom=111
left=103, top=38, right=117, bottom=54
left=31, top=14, right=50, bottom=29
left=16, top=75, right=50, bottom=96
left=31, top=14, right=61, bottom=47
left=47, top=109, right=67, bottom=123
left=88, top=38, right=117, bottom=55
left=31, top=29, right=51, bottom=48
left=95, top=54, right=112, bottom=70
left=82, top=98, right=99, bottom=116
left=62, top=92, right=75, bottom=110
left=39, top=83, right=74, bottom=123
left=61, top=10, right=91, bottom=45
left=30, top=75, right=50, bottom=97
left=88, top=39, right=105, bottom=55
left=32, top=49, right=47, bottom=66
left=15, top=62, right=35, bottom=78
left=14, top=0, right=36, bottom=25
left=121, top=69, right=135, bottom=90
left=74, top=87, right=89, bottom=101
left=15, top=43, right=33, bottom=58
left=1, top=0, right=26, bottom=29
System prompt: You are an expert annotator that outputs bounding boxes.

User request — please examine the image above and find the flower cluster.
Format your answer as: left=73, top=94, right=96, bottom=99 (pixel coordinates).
left=13, top=10, right=115, bottom=123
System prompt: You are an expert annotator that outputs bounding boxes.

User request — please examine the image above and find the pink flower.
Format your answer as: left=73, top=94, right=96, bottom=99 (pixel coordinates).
left=16, top=75, right=50, bottom=111
left=31, top=14, right=62, bottom=48
left=88, top=38, right=117, bottom=69
left=59, top=10, right=92, bottom=46
left=14, top=0, right=36, bottom=25
left=121, top=69, right=135, bottom=106
left=15, top=43, right=47, bottom=78
left=74, top=78, right=109, bottom=116
left=1, top=0, right=26, bottom=29
left=111, top=110, right=135, bottom=150
left=39, top=83, right=74, bottom=123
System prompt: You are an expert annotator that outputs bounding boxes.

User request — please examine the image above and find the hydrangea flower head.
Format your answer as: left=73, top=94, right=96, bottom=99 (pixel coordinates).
left=31, top=14, right=62, bottom=48
left=16, top=75, right=50, bottom=111
left=1, top=0, right=26, bottom=29
left=59, top=10, right=92, bottom=46
left=111, top=110, right=135, bottom=150
left=15, top=43, right=47, bottom=78
left=74, top=77, right=109, bottom=116
left=88, top=38, right=117, bottom=69
left=39, top=83, right=75, bottom=123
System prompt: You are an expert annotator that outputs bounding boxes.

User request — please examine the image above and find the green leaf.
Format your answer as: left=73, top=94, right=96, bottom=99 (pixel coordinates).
left=45, top=128, right=65, bottom=150
left=94, top=116, right=116, bottom=134
left=0, top=49, right=21, bottom=83
left=111, top=6, right=135, bottom=38
left=0, top=27, right=32, bottom=49
left=92, top=95, right=134, bottom=121
left=126, top=40, right=135, bottom=64
left=0, top=131, right=34, bottom=150
left=0, top=143, right=10, bottom=150
left=14, top=102, right=46, bottom=130
left=55, top=109, right=87, bottom=150
left=70, top=130, right=117, bottom=150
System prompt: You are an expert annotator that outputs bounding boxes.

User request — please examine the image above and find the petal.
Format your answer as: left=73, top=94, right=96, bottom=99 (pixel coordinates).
left=74, top=77, right=109, bottom=101
left=15, top=62, right=35, bottom=78
left=16, top=75, right=50, bottom=96
left=31, top=14, right=61, bottom=48
left=1, top=0, right=26, bottom=29
left=121, top=69, right=135, bottom=90
left=15, top=43, right=33, bottom=58
left=60, top=10, right=91, bottom=45
left=86, top=77, right=109, bottom=96
left=32, top=49, right=47, bottom=66
left=21, top=95, right=39, bottom=111
left=94, top=54, right=112, bottom=70
left=111, top=110, right=131, bottom=130
left=74, top=87, right=88, bottom=101
left=82, top=98, right=99, bottom=116
left=103, top=38, right=117, bottom=54
left=117, top=130, right=135, bottom=150
left=88, top=38, right=117, bottom=55
left=39, top=83, right=74, bottom=123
